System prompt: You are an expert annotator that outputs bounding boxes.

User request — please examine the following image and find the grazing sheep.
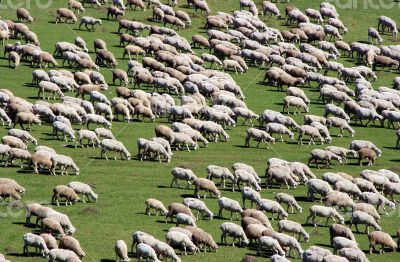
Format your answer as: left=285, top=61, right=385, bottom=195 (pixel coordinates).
left=50, top=154, right=79, bottom=176
left=13, top=112, right=41, bottom=130
left=145, top=198, right=167, bottom=216
left=308, top=149, right=342, bottom=168
left=220, top=222, right=249, bottom=247
left=165, top=231, right=198, bottom=255
left=176, top=213, right=196, bottom=227
left=206, top=165, right=234, bottom=188
left=272, top=232, right=304, bottom=258
left=283, top=96, right=309, bottom=115
left=327, top=116, right=355, bottom=137
left=115, top=240, right=130, bottom=262
left=95, top=127, right=114, bottom=140
left=131, top=231, right=157, bottom=252
left=52, top=121, right=75, bottom=142
left=325, top=146, right=357, bottom=164
left=40, top=233, right=58, bottom=250
left=67, top=182, right=97, bottom=203
left=350, top=211, right=381, bottom=233
left=350, top=140, right=382, bottom=157
left=332, top=237, right=359, bottom=254
left=194, top=178, right=221, bottom=199
left=275, top=192, right=302, bottom=214
left=86, top=114, right=111, bottom=129
left=52, top=185, right=79, bottom=206
left=241, top=187, right=261, bottom=209
left=153, top=241, right=180, bottom=262
left=170, top=167, right=197, bottom=189
left=297, top=125, right=325, bottom=145
left=257, top=198, right=288, bottom=220
left=277, top=220, right=309, bottom=242
left=100, top=139, right=130, bottom=160
left=41, top=218, right=66, bottom=237
left=59, top=236, right=85, bottom=258
left=368, top=231, right=397, bottom=254
left=56, top=8, right=78, bottom=24
left=338, top=248, right=369, bottom=262
left=48, top=249, right=81, bottom=262
left=265, top=123, right=294, bottom=142
left=359, top=192, right=395, bottom=215
left=136, top=243, right=160, bottom=262
left=23, top=233, right=49, bottom=257
left=306, top=205, right=344, bottom=227
left=330, top=224, right=356, bottom=246
left=5, top=148, right=31, bottom=168
left=75, top=129, right=99, bottom=148
left=183, top=198, right=213, bottom=220
left=307, top=179, right=333, bottom=201
left=245, top=128, right=275, bottom=148
left=218, top=197, right=243, bottom=220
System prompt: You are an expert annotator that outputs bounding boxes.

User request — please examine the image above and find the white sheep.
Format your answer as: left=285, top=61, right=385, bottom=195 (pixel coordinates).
left=165, top=231, right=198, bottom=255
left=170, top=167, right=197, bottom=188
left=218, top=197, right=243, bottom=220
left=241, top=187, right=261, bottom=209
left=176, top=213, right=196, bottom=227
left=79, top=16, right=102, bottom=31
left=275, top=192, right=302, bottom=214
left=52, top=121, right=75, bottom=142
left=257, top=198, right=288, bottom=220
left=50, top=154, right=79, bottom=176
left=359, top=192, right=395, bottom=215
left=136, top=243, right=160, bottom=262
left=183, top=198, right=213, bottom=220
left=206, top=165, right=234, bottom=188
left=338, top=248, right=369, bottom=262
left=257, top=236, right=285, bottom=257
left=234, top=169, right=261, bottom=192
left=350, top=210, right=381, bottom=233
left=100, top=139, right=131, bottom=160
left=306, top=205, right=344, bottom=227
left=220, top=222, right=249, bottom=247
left=8, top=129, right=37, bottom=145
left=153, top=241, right=180, bottom=262
left=307, top=179, right=333, bottom=201
left=115, top=240, right=130, bottom=262
left=76, top=129, right=100, bottom=148
left=272, top=232, right=304, bottom=258
left=48, top=249, right=81, bottom=262
left=332, top=236, right=359, bottom=254
left=23, top=233, right=49, bottom=257
left=67, top=181, right=97, bottom=203
left=277, top=220, right=310, bottom=242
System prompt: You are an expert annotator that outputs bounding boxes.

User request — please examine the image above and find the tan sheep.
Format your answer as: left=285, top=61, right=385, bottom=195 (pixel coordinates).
left=40, top=233, right=58, bottom=250
left=31, top=151, right=53, bottom=174
left=0, top=184, right=21, bottom=202
left=185, top=226, right=218, bottom=252
left=17, top=8, right=34, bottom=23
left=165, top=202, right=195, bottom=223
left=194, top=178, right=221, bottom=199
left=59, top=236, right=85, bottom=258
left=358, top=148, right=377, bottom=166
left=368, top=231, right=397, bottom=254
left=52, top=185, right=80, bottom=206
left=242, top=209, right=272, bottom=229
left=13, top=112, right=41, bottom=130
left=41, top=217, right=66, bottom=237
left=56, top=8, right=78, bottom=24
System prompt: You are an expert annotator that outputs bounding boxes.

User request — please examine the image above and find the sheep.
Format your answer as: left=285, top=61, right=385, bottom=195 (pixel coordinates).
left=95, top=128, right=114, bottom=140
left=86, top=114, right=111, bottom=129
left=307, top=178, right=333, bottom=202
left=234, top=169, right=261, bottom=192
left=350, top=211, right=381, bottom=233
left=275, top=192, right=302, bottom=214
left=359, top=191, right=395, bottom=215
left=141, top=140, right=171, bottom=163
left=131, top=231, right=157, bottom=253
left=41, top=218, right=66, bottom=237
left=115, top=240, right=130, bottom=262
left=52, top=185, right=79, bottom=206
left=325, top=146, right=357, bottom=164
left=50, top=154, right=79, bottom=176
left=220, top=222, right=249, bottom=247
left=23, top=233, right=49, bottom=257
left=153, top=241, right=180, bottom=262
left=13, top=112, right=41, bottom=130
left=306, top=205, right=344, bottom=227
left=170, top=167, right=197, bottom=189
left=232, top=107, right=258, bottom=126
left=194, top=178, right=221, bottom=199
left=136, top=243, right=160, bottom=262
left=324, top=104, right=350, bottom=122
left=79, top=16, right=102, bottom=31
left=337, top=248, right=369, bottom=262
left=206, top=165, right=234, bottom=188
left=272, top=232, right=304, bottom=258
left=265, top=123, right=295, bottom=142
left=55, top=8, right=78, bottom=24
left=40, top=233, right=58, bottom=250
left=218, top=197, right=243, bottom=220
left=200, top=121, right=229, bottom=142
left=257, top=198, right=288, bottom=220
left=166, top=231, right=198, bottom=256
left=176, top=213, right=196, bottom=227
left=68, top=0, right=85, bottom=13
left=48, top=249, right=81, bottom=262
left=358, top=148, right=377, bottom=166
left=245, top=127, right=275, bottom=149
left=59, top=236, right=85, bottom=258
left=349, top=140, right=382, bottom=157
left=0, top=108, right=11, bottom=126
left=298, top=125, right=325, bottom=146
left=5, top=148, right=31, bottom=168
left=325, top=191, right=355, bottom=211
left=330, top=224, right=356, bottom=246
left=183, top=198, right=213, bottom=220
left=368, top=231, right=397, bottom=254
left=265, top=166, right=298, bottom=190
left=277, top=220, right=310, bottom=242
left=100, top=139, right=130, bottom=160
left=67, top=181, right=97, bottom=203
left=327, top=116, right=355, bottom=137
left=332, top=237, right=359, bottom=254
left=241, top=187, right=261, bottom=209
left=257, top=236, right=285, bottom=257
left=52, top=121, right=75, bottom=142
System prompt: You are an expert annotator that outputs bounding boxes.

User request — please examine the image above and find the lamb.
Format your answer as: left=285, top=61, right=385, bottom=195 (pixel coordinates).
left=115, top=240, right=130, bottom=262
left=257, top=198, right=288, bottom=220
left=350, top=211, right=381, bottom=233
left=13, top=112, right=41, bottom=130
left=59, top=236, right=85, bottom=258
left=67, top=182, right=97, bottom=203
left=306, top=205, right=345, bottom=227
left=48, top=249, right=81, bottom=262
left=23, top=233, right=49, bottom=257
left=338, top=248, right=369, bottom=262
left=245, top=128, right=275, bottom=149
left=170, top=167, right=197, bottom=189
left=368, top=231, right=397, bottom=254
left=218, top=197, right=243, bottom=220
left=275, top=192, right=302, bottom=214
left=272, top=232, right=304, bottom=258
left=220, top=222, right=249, bottom=247
left=206, top=165, right=234, bottom=188
left=79, top=16, right=102, bottom=31
left=277, top=220, right=310, bottom=242
left=50, top=154, right=80, bottom=176
left=330, top=224, right=356, bottom=246
left=349, top=140, right=382, bottom=157
left=52, top=185, right=80, bottom=206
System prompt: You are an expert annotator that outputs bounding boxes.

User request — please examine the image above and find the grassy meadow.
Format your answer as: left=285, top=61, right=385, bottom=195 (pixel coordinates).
left=0, top=0, right=400, bottom=261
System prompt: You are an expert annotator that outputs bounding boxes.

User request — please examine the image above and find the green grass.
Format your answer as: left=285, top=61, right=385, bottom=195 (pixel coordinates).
left=0, top=0, right=400, bottom=261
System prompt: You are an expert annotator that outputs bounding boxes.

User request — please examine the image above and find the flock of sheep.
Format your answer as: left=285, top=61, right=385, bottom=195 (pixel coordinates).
left=1, top=0, right=400, bottom=261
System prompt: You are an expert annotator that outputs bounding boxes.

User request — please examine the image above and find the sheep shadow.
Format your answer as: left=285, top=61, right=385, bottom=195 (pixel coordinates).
left=295, top=196, right=314, bottom=202
left=100, top=259, right=115, bottom=262
left=390, top=159, right=400, bottom=162
left=179, top=193, right=194, bottom=198
left=383, top=146, right=399, bottom=150
left=5, top=253, right=26, bottom=258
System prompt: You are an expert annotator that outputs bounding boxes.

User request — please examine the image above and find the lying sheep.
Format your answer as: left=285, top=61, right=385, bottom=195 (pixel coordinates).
left=306, top=205, right=344, bottom=227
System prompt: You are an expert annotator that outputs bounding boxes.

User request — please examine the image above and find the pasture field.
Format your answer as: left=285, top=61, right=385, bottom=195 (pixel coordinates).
left=0, top=0, right=400, bottom=261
